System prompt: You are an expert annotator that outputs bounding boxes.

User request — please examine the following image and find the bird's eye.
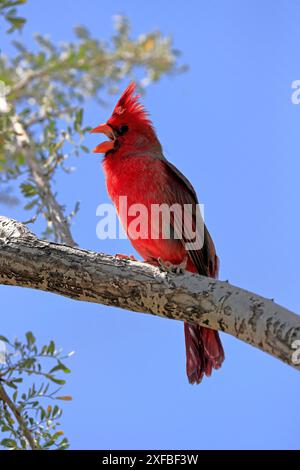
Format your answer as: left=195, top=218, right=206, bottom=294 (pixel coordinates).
left=118, top=125, right=129, bottom=136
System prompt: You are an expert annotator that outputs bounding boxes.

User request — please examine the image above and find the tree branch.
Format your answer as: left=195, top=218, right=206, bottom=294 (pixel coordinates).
left=0, top=216, right=299, bottom=371
left=9, top=67, right=55, bottom=96
left=1, top=95, right=76, bottom=246
left=22, top=149, right=76, bottom=246
left=0, top=382, right=38, bottom=450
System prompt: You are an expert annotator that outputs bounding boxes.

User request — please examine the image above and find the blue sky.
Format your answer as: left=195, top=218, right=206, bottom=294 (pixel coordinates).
left=1, top=0, right=300, bottom=449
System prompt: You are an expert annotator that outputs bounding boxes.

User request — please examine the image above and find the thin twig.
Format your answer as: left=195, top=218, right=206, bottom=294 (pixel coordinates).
left=24, top=107, right=77, bottom=128
left=24, top=150, right=75, bottom=246
left=0, top=382, right=38, bottom=450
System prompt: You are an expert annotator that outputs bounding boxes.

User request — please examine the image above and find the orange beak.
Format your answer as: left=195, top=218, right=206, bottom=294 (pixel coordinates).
left=91, top=123, right=116, bottom=154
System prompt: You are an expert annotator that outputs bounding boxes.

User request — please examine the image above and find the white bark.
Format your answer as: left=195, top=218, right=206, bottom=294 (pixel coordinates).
left=0, top=216, right=299, bottom=371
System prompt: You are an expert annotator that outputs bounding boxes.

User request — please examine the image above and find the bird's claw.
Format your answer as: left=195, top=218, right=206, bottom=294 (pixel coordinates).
left=115, top=253, right=137, bottom=261
left=157, top=256, right=187, bottom=274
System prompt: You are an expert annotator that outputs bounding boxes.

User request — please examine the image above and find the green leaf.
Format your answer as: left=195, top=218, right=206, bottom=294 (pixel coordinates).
left=45, top=374, right=66, bottom=385
left=47, top=340, right=55, bottom=355
left=0, top=335, right=9, bottom=343
left=52, top=404, right=59, bottom=417
left=74, top=108, right=83, bottom=131
left=49, top=361, right=70, bottom=374
left=80, top=145, right=89, bottom=153
left=52, top=430, right=64, bottom=440
left=4, top=1, right=27, bottom=7
left=12, top=377, right=23, bottom=383
left=20, top=183, right=37, bottom=198
left=7, top=16, right=25, bottom=29
left=25, top=331, right=36, bottom=346
left=39, top=407, right=46, bottom=420
left=0, top=438, right=17, bottom=449
left=58, top=437, right=69, bottom=449
left=1, top=425, right=11, bottom=433
left=5, top=381, right=17, bottom=390
left=74, top=25, right=90, bottom=39
left=43, top=438, right=55, bottom=448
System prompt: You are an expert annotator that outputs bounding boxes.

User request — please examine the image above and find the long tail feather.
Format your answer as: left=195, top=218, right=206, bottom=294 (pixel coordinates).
left=184, top=323, right=224, bottom=384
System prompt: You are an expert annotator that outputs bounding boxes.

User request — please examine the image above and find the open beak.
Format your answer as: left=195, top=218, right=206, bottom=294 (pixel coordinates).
left=91, top=123, right=116, bottom=154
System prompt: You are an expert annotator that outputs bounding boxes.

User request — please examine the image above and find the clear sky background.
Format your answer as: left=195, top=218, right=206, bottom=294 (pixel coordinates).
left=1, top=0, right=300, bottom=449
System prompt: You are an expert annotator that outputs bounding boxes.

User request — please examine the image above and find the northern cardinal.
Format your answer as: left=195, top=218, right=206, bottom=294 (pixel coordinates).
left=91, top=83, right=224, bottom=383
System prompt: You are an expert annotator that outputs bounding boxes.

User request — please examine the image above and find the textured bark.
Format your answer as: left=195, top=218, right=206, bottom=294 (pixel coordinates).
left=0, top=216, right=299, bottom=371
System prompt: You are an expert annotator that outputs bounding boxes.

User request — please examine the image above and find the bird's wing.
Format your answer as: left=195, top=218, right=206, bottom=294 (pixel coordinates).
left=163, top=159, right=219, bottom=278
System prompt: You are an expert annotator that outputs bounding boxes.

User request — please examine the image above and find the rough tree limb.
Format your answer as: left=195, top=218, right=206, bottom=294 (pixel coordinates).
left=0, top=216, right=300, bottom=371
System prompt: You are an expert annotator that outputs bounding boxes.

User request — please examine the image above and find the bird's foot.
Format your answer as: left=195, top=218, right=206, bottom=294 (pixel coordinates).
left=115, top=253, right=137, bottom=261
left=157, top=256, right=188, bottom=274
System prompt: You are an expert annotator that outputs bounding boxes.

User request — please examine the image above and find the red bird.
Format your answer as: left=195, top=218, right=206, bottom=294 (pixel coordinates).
left=91, top=83, right=224, bottom=384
